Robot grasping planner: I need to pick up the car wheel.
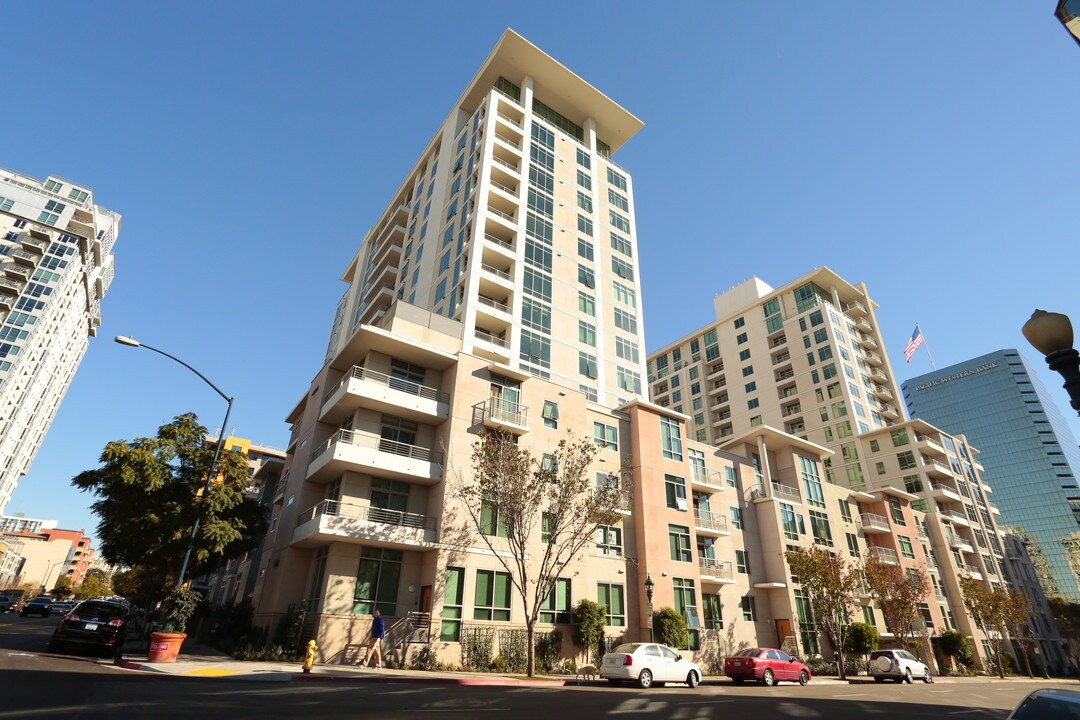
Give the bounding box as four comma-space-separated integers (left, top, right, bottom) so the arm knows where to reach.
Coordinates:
686, 671, 699, 689
903, 668, 913, 684
923, 669, 933, 684
762, 669, 775, 687
874, 676, 884, 683
799, 670, 809, 686
607, 679, 622, 687
46, 641, 59, 653
638, 669, 653, 689
732, 678, 743, 685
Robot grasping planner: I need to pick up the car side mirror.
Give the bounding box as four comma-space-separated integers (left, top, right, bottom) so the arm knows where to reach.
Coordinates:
676, 655, 682, 662
790, 659, 796, 663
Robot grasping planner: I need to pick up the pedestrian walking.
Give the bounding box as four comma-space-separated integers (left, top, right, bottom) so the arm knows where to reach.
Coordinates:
597, 630, 607, 664
357, 609, 385, 668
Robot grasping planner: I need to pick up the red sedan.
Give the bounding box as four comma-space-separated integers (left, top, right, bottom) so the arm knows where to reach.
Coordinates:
724, 647, 811, 686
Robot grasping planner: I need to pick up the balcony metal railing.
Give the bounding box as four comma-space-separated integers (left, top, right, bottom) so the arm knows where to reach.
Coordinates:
474, 330, 509, 349
491, 156, 519, 172
324, 366, 449, 404
694, 509, 729, 533
480, 262, 512, 281
868, 546, 899, 564
842, 300, 867, 316
858, 513, 890, 532
310, 429, 444, 465
963, 565, 983, 577
771, 482, 801, 503
781, 404, 802, 417
690, 466, 724, 487
494, 132, 521, 149
697, 557, 734, 581
479, 395, 528, 426
496, 111, 521, 127
477, 295, 511, 314
489, 179, 518, 196
295, 499, 434, 531
483, 233, 514, 251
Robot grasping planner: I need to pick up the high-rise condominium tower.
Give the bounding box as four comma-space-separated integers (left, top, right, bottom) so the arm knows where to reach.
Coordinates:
0, 169, 119, 512
904, 350, 1080, 601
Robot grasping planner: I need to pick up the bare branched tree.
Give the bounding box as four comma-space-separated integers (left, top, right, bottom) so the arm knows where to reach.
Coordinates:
453, 430, 623, 677
785, 546, 861, 679
863, 555, 930, 655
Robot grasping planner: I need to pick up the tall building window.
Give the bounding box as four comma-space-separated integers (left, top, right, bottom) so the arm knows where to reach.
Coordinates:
665, 474, 688, 510
799, 456, 825, 508
593, 422, 618, 450
661, 416, 683, 460
539, 578, 571, 623
474, 569, 511, 621
740, 596, 757, 621
440, 567, 465, 641
597, 583, 625, 626
668, 524, 692, 562
354, 547, 403, 616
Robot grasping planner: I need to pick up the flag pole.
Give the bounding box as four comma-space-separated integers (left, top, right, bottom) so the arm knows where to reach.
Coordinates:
918, 323, 938, 370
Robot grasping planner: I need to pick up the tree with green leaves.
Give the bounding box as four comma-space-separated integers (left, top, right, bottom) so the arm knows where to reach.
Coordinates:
1049, 596, 1080, 674
572, 599, 607, 664
845, 621, 880, 659
72, 413, 267, 607
785, 546, 861, 679
863, 554, 930, 655
453, 430, 623, 677
652, 607, 689, 649
74, 568, 112, 601
50, 575, 73, 599
958, 575, 1020, 678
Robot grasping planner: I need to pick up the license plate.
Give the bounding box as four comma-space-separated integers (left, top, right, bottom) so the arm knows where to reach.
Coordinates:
84, 623, 98, 631
733, 660, 742, 666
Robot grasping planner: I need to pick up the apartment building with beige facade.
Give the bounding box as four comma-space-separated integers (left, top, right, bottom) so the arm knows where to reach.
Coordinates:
646, 268, 1056, 670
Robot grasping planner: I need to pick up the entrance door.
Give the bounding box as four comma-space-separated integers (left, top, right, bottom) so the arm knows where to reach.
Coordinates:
419, 585, 433, 615
775, 618, 792, 648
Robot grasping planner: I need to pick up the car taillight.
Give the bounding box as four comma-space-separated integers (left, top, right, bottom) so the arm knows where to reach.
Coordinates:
745, 658, 756, 667
623, 655, 633, 666
67, 615, 81, 622
108, 620, 125, 627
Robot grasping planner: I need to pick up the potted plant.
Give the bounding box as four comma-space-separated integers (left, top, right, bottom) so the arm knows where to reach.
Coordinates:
148, 587, 202, 663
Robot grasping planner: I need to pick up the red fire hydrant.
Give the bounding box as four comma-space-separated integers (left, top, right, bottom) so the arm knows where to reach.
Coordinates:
302, 639, 317, 674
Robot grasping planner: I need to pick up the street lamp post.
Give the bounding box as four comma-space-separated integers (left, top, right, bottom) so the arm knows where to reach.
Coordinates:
1021, 310, 1080, 415
114, 336, 234, 587
644, 575, 655, 643
40, 560, 66, 594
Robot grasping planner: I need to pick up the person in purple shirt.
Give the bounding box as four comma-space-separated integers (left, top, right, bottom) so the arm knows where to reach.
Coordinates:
357, 609, 385, 668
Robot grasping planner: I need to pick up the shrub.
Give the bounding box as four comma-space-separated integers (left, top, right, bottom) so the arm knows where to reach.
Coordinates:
652, 607, 688, 650
940, 630, 973, 668
490, 655, 509, 673
162, 587, 202, 634
571, 599, 607, 663
410, 645, 439, 671
534, 630, 563, 673
845, 623, 880, 656
462, 627, 495, 672
556, 657, 577, 675
497, 629, 528, 673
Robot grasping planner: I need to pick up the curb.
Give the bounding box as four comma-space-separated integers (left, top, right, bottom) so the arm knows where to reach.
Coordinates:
294, 674, 568, 687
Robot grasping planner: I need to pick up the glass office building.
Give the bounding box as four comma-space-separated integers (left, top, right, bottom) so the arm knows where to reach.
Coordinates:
903, 350, 1080, 601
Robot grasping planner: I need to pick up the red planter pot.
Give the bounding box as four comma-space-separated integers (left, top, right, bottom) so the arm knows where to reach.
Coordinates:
148, 632, 187, 663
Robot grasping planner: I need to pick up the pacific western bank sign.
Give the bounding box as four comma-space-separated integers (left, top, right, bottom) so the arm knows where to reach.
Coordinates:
914, 362, 999, 391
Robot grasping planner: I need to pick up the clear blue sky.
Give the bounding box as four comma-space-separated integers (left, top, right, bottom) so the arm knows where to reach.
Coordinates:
6, 3, 1080, 540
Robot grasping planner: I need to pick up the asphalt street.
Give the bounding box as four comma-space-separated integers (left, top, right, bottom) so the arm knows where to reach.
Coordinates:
1, 614, 1074, 719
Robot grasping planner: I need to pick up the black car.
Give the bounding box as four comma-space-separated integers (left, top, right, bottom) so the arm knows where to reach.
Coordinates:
20, 596, 53, 617
47, 600, 129, 655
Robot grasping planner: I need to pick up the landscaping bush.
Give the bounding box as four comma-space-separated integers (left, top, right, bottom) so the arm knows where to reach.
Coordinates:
652, 607, 689, 650
534, 630, 563, 673
462, 626, 496, 672
844, 622, 879, 656
940, 630, 974, 669
497, 629, 528, 673
571, 599, 607, 664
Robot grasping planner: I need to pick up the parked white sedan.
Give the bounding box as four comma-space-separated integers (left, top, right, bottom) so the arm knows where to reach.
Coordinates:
600, 642, 702, 689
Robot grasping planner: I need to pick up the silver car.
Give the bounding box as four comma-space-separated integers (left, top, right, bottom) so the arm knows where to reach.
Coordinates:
870, 649, 933, 683
600, 642, 702, 689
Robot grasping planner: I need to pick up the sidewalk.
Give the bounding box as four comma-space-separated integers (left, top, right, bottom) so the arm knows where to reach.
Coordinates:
107, 642, 1073, 687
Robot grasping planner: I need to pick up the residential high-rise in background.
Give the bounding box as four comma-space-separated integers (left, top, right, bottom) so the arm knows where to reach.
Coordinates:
0, 168, 120, 513
0, 514, 59, 534
646, 269, 1059, 668
903, 350, 1080, 602
1057, 1, 1080, 45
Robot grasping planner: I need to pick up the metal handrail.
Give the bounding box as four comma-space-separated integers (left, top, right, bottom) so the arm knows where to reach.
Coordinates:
311, 429, 444, 465
868, 546, 899, 564
494, 133, 521, 149
296, 499, 434, 530
480, 263, 512, 280
858, 512, 890, 530
483, 233, 514, 250
491, 156, 519, 172
690, 466, 723, 486
477, 396, 527, 426
489, 179, 517, 196
693, 509, 729, 532
477, 295, 510, 314
324, 366, 448, 404
475, 330, 509, 348
487, 206, 516, 223
697, 557, 734, 580
771, 482, 801, 503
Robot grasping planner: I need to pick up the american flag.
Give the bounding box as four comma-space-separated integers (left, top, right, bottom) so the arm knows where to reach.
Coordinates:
904, 325, 925, 363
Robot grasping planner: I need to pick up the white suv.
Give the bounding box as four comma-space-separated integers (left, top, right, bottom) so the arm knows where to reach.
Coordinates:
870, 649, 933, 683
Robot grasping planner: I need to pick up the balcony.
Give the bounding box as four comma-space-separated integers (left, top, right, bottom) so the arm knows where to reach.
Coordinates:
306, 430, 444, 484
693, 509, 730, 536
483, 231, 516, 257
473, 329, 510, 361
872, 384, 894, 401
475, 396, 528, 433
940, 508, 970, 527
772, 351, 792, 366
697, 558, 735, 583
320, 366, 450, 426
857, 333, 878, 349
855, 317, 872, 333
292, 499, 437, 550
915, 434, 947, 456
963, 565, 983, 580
775, 368, 795, 382
868, 367, 888, 383
690, 466, 725, 490
923, 458, 953, 479
928, 481, 963, 503
879, 404, 900, 419
868, 546, 899, 565
842, 301, 868, 317
609, 486, 633, 515
947, 533, 975, 553
781, 403, 802, 418
3, 262, 30, 281
858, 512, 891, 534
862, 350, 885, 367
752, 482, 801, 504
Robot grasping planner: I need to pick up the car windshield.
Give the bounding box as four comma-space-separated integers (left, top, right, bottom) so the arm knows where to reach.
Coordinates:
29, 597, 51, 604
75, 602, 127, 620
1010, 693, 1080, 719
870, 651, 891, 658
612, 644, 640, 654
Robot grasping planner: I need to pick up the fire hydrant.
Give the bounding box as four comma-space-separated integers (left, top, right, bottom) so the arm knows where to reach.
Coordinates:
302, 639, 317, 674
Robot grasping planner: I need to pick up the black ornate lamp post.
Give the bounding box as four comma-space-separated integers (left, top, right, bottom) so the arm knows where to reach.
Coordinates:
1021, 310, 1080, 415
114, 336, 234, 586
644, 575, 655, 643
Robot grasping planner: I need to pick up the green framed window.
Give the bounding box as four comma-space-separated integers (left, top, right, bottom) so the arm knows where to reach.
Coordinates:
440, 567, 465, 641
474, 569, 511, 621
353, 547, 403, 616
